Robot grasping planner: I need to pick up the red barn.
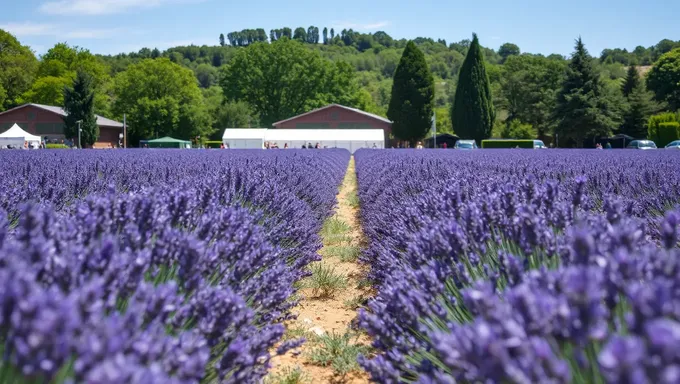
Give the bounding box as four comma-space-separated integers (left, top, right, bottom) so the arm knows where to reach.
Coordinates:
0, 103, 123, 148
272, 104, 392, 141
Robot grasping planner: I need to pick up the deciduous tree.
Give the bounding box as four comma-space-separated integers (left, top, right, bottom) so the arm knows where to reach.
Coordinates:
387, 41, 435, 144
647, 48, 680, 110
498, 42, 520, 63
0, 29, 38, 111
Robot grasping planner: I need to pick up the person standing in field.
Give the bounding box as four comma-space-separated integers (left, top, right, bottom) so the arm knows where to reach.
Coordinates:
442, 142, 447, 149
416, 141, 423, 149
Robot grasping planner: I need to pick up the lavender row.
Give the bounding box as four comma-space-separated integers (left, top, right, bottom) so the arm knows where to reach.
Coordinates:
0, 149, 350, 383
354, 149, 680, 383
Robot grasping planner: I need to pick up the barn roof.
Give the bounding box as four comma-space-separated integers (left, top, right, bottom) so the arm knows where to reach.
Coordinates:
272, 104, 392, 127
0, 103, 124, 128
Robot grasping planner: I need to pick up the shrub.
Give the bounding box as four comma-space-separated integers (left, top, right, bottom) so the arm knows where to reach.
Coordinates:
46, 143, 69, 149
500, 120, 536, 139
648, 111, 679, 145
481, 139, 535, 148
304, 263, 347, 298
658, 121, 680, 147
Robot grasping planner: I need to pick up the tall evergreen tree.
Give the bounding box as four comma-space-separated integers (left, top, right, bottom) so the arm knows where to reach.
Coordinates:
323, 27, 328, 45
219, 33, 225, 47
621, 65, 640, 97
63, 71, 98, 148
553, 37, 620, 147
387, 41, 435, 145
451, 33, 495, 142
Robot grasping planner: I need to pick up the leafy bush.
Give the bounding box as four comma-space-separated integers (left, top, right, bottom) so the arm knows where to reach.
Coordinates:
500, 119, 537, 139
481, 139, 535, 148
647, 111, 679, 145
46, 143, 69, 149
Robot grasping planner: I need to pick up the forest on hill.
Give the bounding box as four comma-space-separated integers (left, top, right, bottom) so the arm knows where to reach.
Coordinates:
1, 26, 680, 146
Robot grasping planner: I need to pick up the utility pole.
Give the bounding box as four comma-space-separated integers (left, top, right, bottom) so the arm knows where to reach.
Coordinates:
76, 120, 82, 149
123, 113, 127, 148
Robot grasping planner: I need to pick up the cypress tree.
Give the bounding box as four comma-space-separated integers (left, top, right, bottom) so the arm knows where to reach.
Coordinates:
63, 71, 98, 148
553, 37, 620, 147
387, 41, 435, 145
451, 33, 495, 142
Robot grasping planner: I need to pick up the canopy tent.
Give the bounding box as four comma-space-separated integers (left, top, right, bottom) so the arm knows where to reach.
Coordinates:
602, 134, 635, 149
424, 133, 460, 148
140, 136, 192, 149
222, 129, 267, 149
0, 124, 41, 149
222, 129, 385, 153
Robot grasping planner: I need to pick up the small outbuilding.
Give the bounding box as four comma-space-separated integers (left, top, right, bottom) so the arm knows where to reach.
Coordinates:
424, 133, 460, 148
140, 136, 192, 148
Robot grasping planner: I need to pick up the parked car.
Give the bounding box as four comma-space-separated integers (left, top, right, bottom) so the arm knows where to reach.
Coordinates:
533, 140, 546, 149
626, 140, 657, 149
665, 140, 680, 149
454, 140, 478, 149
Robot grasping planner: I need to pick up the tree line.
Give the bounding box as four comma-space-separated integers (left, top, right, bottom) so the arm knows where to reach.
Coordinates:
1, 27, 680, 147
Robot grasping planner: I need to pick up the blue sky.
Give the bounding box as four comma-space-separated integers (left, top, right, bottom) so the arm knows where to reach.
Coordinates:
0, 0, 677, 57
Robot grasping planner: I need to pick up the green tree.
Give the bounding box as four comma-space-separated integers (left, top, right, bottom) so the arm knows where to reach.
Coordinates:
221, 39, 362, 126
293, 27, 307, 42
451, 33, 495, 142
63, 71, 98, 147
219, 33, 225, 47
621, 65, 640, 97
647, 48, 680, 110
500, 119, 536, 139
499, 55, 566, 138
0, 29, 38, 111
553, 38, 620, 147
112, 58, 211, 145
498, 42, 520, 63
387, 41, 434, 144
195, 64, 218, 88
323, 27, 328, 45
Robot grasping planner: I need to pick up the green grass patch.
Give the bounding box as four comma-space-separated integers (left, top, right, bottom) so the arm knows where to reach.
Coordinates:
344, 295, 369, 310
265, 367, 311, 384
325, 245, 361, 263
304, 263, 347, 299
307, 331, 370, 375
321, 217, 352, 246
347, 191, 360, 209
282, 325, 314, 342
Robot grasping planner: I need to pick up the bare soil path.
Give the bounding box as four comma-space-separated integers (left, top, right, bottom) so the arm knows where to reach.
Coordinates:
267, 156, 372, 384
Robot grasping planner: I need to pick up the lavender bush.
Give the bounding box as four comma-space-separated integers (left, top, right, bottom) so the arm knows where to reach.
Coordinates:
0, 149, 349, 383
355, 149, 680, 383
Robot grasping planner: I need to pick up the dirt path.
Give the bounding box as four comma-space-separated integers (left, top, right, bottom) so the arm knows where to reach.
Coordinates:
268, 156, 371, 384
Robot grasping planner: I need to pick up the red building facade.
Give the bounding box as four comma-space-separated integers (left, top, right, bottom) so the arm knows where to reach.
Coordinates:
272, 104, 392, 140
0, 104, 123, 148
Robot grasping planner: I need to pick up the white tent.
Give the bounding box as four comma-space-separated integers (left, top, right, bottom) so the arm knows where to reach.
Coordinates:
222, 129, 267, 149
222, 129, 385, 153
0, 124, 41, 149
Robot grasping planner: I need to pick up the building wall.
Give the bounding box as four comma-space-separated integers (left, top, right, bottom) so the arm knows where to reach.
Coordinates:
0, 105, 121, 148
274, 106, 392, 137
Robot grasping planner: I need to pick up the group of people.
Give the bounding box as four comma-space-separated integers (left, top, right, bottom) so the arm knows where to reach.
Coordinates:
595, 143, 612, 149
264, 142, 326, 149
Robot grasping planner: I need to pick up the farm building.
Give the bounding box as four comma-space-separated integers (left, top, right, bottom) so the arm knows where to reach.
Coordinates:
0, 103, 124, 148
272, 104, 392, 142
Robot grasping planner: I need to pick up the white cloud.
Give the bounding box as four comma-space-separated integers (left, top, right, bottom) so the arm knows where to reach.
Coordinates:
332, 21, 390, 31
39, 0, 207, 15
0, 22, 125, 40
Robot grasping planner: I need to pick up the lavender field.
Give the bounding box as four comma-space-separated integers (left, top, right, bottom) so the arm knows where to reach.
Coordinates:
355, 149, 680, 383
1, 148, 680, 383
0, 149, 350, 383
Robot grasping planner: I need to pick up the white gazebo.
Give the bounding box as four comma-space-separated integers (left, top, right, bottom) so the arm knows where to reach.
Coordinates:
0, 124, 42, 149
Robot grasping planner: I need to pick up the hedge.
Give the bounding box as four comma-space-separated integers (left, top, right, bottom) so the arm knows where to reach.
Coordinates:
481, 140, 535, 149
46, 144, 70, 149
658, 122, 680, 147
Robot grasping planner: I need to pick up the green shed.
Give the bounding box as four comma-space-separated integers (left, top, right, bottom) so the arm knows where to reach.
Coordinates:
140, 136, 192, 149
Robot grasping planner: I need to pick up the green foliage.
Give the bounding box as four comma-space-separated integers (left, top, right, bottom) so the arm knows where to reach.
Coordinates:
307, 331, 370, 375
501, 119, 536, 139
657, 122, 680, 147
499, 54, 566, 137
647, 48, 680, 110
0, 29, 38, 111
221, 39, 365, 127
481, 139, 536, 148
20, 76, 71, 106
46, 143, 69, 149
304, 263, 347, 299
325, 245, 361, 262
112, 58, 211, 145
265, 367, 311, 384
498, 42, 520, 63
553, 38, 621, 147
202, 86, 258, 139
648, 112, 680, 146
63, 71, 98, 147
321, 217, 351, 246
621, 66, 640, 97
452, 34, 496, 142
387, 41, 435, 144
620, 69, 658, 139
